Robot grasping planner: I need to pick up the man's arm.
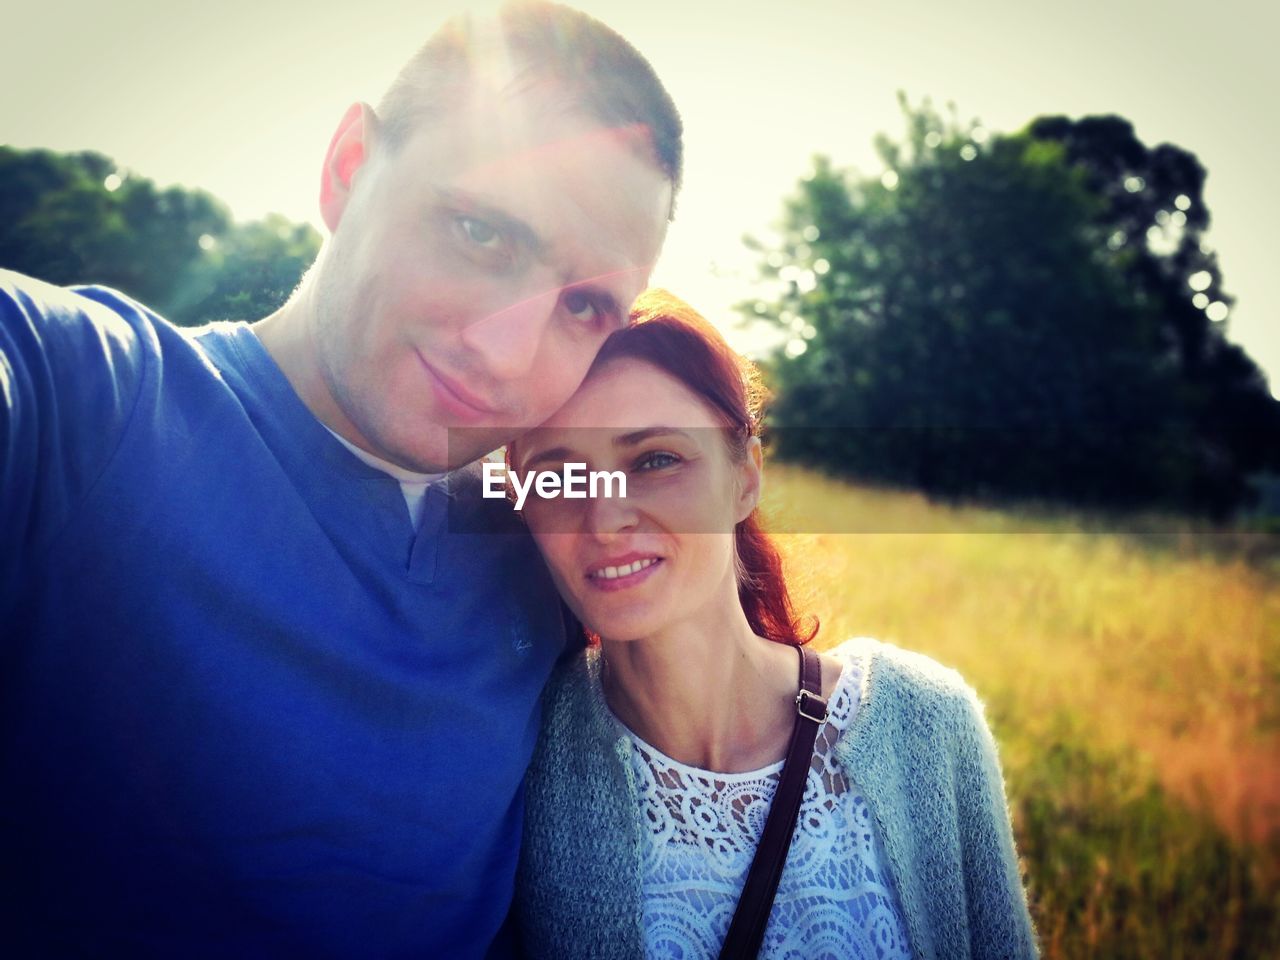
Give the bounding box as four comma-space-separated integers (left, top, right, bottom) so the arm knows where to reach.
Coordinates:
0, 270, 149, 614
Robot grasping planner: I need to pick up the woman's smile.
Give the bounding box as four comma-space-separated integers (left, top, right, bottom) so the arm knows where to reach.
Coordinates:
585, 555, 665, 592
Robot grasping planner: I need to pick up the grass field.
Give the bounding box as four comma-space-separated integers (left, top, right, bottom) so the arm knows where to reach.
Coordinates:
763, 465, 1280, 958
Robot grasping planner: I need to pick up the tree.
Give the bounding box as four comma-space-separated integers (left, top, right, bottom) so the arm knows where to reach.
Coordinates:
168, 214, 323, 324
0, 147, 321, 325
745, 100, 1280, 517
1027, 115, 1280, 513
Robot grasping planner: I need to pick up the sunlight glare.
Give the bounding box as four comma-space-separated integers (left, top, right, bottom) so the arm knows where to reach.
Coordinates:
1147, 224, 1178, 256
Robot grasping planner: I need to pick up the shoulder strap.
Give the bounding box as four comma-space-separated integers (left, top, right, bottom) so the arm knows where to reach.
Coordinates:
717, 645, 828, 959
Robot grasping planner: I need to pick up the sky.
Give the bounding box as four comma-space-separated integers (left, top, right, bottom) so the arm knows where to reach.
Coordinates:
3, 0, 1276, 393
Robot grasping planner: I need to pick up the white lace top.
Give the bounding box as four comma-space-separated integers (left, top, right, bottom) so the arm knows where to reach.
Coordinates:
614, 652, 912, 960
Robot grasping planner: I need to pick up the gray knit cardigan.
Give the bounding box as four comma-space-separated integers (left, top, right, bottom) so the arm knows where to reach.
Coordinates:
515, 637, 1039, 959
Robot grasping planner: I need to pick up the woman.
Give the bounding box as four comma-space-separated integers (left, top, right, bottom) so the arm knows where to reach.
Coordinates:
511, 290, 1037, 959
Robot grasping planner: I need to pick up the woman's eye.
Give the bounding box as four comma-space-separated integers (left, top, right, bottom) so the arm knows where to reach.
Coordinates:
456, 216, 502, 249
562, 289, 601, 325
635, 450, 681, 471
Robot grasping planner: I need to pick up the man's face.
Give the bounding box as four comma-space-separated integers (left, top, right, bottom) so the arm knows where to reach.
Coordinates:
312, 83, 673, 472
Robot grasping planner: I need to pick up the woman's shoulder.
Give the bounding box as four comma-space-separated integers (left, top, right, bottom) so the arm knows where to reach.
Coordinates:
542, 646, 602, 711
826, 637, 993, 750
535, 647, 620, 757
827, 636, 975, 700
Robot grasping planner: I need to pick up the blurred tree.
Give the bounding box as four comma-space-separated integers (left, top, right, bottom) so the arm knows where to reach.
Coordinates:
745, 100, 1280, 517
0, 146, 320, 326
168, 214, 323, 324
1027, 115, 1280, 514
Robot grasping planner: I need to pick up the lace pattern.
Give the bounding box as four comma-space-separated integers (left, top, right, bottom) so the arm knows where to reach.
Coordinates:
618, 652, 912, 959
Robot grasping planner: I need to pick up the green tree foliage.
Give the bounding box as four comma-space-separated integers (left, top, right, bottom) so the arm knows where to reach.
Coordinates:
746, 101, 1280, 517
0, 146, 321, 325
167, 214, 323, 325
1028, 115, 1280, 514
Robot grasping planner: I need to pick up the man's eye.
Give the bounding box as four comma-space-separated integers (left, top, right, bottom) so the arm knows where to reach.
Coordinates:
456, 216, 502, 249
635, 450, 681, 471
562, 289, 601, 325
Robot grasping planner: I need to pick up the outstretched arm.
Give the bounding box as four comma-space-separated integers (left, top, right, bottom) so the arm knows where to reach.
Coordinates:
0, 272, 146, 614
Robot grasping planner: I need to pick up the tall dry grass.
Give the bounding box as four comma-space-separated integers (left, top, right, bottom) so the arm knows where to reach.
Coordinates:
763, 465, 1280, 957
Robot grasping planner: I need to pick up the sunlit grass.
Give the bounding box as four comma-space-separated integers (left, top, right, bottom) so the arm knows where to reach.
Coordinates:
764, 464, 1280, 957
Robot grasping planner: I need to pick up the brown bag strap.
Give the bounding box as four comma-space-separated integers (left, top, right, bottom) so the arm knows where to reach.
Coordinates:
717, 645, 827, 960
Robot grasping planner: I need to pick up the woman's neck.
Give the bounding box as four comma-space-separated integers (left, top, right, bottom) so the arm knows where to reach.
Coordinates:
599, 596, 802, 773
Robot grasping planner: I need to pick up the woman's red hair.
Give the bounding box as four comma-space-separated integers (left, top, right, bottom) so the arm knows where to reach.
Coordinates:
587, 289, 818, 647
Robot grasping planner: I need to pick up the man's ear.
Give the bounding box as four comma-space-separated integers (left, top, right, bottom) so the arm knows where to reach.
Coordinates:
735, 436, 764, 523
320, 102, 378, 232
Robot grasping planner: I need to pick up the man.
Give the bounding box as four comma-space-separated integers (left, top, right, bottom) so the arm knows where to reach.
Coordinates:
0, 3, 680, 955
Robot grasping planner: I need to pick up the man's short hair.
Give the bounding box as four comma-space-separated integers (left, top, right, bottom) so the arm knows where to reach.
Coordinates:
377, 1, 683, 211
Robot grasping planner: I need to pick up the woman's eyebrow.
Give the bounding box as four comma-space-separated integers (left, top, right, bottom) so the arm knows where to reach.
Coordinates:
519, 445, 576, 471
614, 427, 693, 447
520, 428, 691, 469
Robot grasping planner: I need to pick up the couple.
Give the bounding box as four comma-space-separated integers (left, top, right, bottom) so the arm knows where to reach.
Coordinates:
0, 2, 1034, 957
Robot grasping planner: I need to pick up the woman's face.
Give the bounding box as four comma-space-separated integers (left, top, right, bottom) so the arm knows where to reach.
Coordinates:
513, 357, 761, 642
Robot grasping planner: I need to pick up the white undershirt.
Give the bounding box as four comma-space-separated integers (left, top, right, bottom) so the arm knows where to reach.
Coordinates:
322, 426, 443, 528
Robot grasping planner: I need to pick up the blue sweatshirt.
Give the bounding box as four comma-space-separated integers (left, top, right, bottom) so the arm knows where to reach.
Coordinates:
0, 271, 569, 958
